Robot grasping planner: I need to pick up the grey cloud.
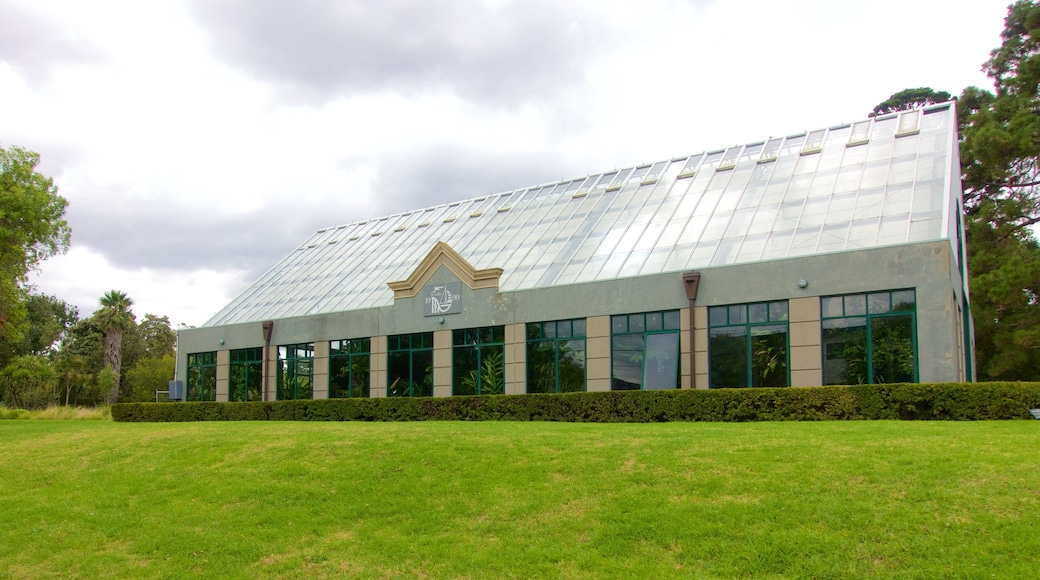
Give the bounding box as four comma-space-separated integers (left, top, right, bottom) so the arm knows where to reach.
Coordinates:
67, 196, 341, 284
0, 1, 100, 81
65, 147, 573, 291
191, 0, 604, 105
367, 145, 573, 216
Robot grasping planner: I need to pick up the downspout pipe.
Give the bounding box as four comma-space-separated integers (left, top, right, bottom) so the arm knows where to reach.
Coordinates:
682, 272, 701, 388
262, 321, 274, 402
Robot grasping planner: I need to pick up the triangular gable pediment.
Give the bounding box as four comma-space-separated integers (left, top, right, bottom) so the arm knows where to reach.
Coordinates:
387, 241, 503, 299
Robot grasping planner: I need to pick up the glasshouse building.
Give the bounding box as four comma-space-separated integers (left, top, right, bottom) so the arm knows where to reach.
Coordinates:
173, 102, 974, 402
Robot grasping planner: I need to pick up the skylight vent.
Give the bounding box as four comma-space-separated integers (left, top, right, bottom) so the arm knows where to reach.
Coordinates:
394, 225, 406, 232
418, 222, 431, 227
800, 130, 825, 155
348, 235, 360, 241
470, 211, 483, 218
592, 172, 617, 191
628, 165, 652, 185
443, 217, 456, 223
642, 161, 667, 185
677, 153, 705, 178
328, 240, 339, 245
605, 168, 633, 191
716, 147, 741, 171
497, 206, 511, 212
848, 120, 871, 147
572, 191, 588, 199
370, 231, 382, 237
758, 138, 782, 163
307, 244, 318, 248
896, 110, 921, 137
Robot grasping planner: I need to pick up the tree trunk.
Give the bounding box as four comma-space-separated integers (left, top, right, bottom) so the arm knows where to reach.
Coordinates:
104, 329, 122, 404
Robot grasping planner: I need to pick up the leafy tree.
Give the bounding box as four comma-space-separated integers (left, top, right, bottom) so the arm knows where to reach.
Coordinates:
123, 354, 175, 402
137, 314, 176, 358
54, 353, 93, 406
0, 146, 70, 345
96, 365, 116, 406
965, 208, 1040, 379
62, 318, 106, 377
94, 290, 135, 404
870, 87, 953, 117
0, 354, 57, 410
0, 292, 78, 368
960, 2, 1040, 229
959, 1, 1040, 379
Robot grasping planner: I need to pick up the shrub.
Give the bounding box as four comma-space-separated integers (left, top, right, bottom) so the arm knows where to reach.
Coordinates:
111, 382, 1040, 423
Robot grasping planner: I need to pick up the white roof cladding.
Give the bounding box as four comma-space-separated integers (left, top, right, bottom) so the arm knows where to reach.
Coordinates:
206, 103, 958, 327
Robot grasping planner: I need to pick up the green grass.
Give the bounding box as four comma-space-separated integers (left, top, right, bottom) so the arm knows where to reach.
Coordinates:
0, 421, 1037, 578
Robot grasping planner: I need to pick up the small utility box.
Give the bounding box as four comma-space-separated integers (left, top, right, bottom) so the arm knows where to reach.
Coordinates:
168, 380, 184, 401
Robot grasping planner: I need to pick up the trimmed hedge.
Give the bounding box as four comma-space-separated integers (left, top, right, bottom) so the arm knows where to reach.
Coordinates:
111, 382, 1040, 422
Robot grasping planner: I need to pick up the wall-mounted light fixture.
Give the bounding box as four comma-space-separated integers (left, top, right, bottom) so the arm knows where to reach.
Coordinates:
798, 279, 809, 288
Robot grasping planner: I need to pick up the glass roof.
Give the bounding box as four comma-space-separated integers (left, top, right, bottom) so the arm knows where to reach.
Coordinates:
206, 104, 958, 327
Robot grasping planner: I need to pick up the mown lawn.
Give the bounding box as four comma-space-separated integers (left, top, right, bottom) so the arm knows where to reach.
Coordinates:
0, 420, 1037, 579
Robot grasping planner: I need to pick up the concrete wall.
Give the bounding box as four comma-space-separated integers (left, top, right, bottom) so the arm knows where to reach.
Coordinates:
177, 240, 967, 394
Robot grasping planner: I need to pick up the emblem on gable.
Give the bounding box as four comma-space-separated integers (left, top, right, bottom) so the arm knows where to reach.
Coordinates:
423, 282, 461, 316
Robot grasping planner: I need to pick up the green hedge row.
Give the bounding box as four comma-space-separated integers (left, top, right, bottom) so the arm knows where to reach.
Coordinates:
111, 382, 1040, 422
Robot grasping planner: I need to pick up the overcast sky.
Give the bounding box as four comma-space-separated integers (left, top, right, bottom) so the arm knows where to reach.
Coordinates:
3, 0, 1010, 328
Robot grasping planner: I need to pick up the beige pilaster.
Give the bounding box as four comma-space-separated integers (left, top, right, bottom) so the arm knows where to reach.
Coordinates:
789, 296, 822, 387
693, 306, 709, 389
215, 350, 230, 402
433, 330, 452, 397
505, 323, 526, 395
264, 345, 279, 401
370, 335, 388, 398
679, 307, 691, 389
586, 315, 611, 392
312, 341, 330, 399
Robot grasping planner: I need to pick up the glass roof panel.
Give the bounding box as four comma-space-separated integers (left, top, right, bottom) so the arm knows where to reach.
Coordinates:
205, 105, 960, 325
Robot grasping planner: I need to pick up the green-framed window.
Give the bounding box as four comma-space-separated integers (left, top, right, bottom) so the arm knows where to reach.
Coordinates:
229, 347, 263, 402
277, 343, 314, 400
821, 289, 917, 385
611, 310, 681, 391
330, 338, 370, 398
388, 333, 433, 397
186, 351, 217, 401
453, 327, 505, 396
526, 319, 587, 393
708, 301, 789, 388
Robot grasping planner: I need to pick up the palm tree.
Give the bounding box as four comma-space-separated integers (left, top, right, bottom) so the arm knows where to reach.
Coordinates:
94, 290, 134, 404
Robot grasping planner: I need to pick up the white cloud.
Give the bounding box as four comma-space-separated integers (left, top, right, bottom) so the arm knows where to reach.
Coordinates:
4, 0, 1012, 327
29, 246, 245, 327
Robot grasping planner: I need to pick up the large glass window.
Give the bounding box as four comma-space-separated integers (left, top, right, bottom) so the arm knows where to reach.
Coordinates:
453, 327, 505, 396
822, 289, 917, 384
186, 352, 216, 401
277, 343, 314, 400
330, 338, 370, 398
527, 319, 587, 393
388, 333, 433, 397
708, 301, 789, 388
229, 347, 263, 402
611, 310, 681, 390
